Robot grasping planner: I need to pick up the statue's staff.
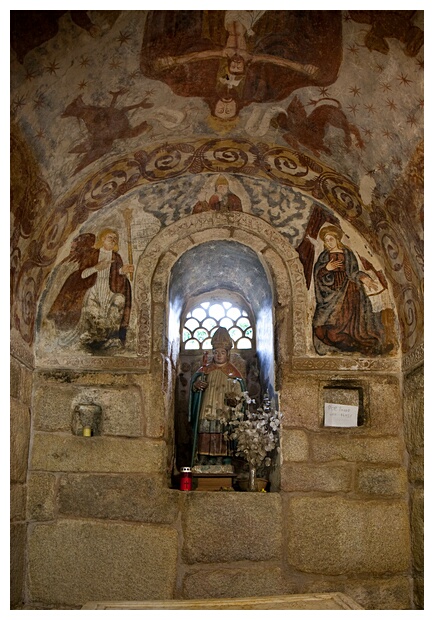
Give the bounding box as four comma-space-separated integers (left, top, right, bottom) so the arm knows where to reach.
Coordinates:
122, 207, 134, 281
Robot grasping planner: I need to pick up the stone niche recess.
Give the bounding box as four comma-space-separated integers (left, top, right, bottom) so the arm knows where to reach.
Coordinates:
322, 383, 366, 427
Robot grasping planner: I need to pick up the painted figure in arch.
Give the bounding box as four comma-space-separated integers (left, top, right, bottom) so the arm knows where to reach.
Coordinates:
189, 327, 246, 469
193, 175, 242, 214
47, 228, 133, 349
312, 226, 387, 355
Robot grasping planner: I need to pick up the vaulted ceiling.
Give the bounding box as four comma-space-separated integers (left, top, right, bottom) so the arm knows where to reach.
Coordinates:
10, 10, 424, 360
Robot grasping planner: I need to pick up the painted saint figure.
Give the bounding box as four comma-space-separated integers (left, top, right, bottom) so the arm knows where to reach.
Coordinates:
193, 175, 242, 214
189, 327, 246, 469
47, 228, 133, 349
312, 226, 385, 355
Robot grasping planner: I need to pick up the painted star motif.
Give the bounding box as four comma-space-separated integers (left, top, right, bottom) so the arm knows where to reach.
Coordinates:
382, 129, 393, 140
398, 73, 413, 86
364, 167, 376, 177
375, 62, 385, 72
343, 13, 352, 22
12, 94, 26, 110
347, 103, 359, 115
392, 156, 402, 168
349, 85, 362, 97
417, 98, 424, 109
117, 30, 132, 45
78, 80, 88, 90
364, 103, 376, 115
36, 128, 45, 139
362, 127, 373, 139
79, 55, 91, 68
385, 98, 397, 112
33, 94, 46, 110
129, 69, 141, 80
24, 68, 39, 81
347, 44, 359, 55
406, 113, 417, 127
380, 81, 392, 92
377, 162, 387, 174
109, 57, 122, 70
318, 87, 330, 97
45, 60, 60, 75
416, 58, 424, 71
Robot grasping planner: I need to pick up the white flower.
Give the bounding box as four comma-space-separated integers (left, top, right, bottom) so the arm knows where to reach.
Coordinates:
224, 390, 282, 468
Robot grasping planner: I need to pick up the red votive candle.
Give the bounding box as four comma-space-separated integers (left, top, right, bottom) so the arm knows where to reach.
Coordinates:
180, 467, 192, 491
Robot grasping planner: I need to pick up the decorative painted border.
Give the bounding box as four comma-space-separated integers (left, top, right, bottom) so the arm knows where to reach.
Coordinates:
402, 343, 424, 373
292, 356, 401, 373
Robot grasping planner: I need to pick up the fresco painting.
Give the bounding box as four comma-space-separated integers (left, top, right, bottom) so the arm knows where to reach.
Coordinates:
10, 10, 423, 361
141, 11, 342, 122
192, 175, 243, 214
62, 88, 154, 175
38, 169, 397, 359
46, 228, 133, 351
311, 225, 394, 356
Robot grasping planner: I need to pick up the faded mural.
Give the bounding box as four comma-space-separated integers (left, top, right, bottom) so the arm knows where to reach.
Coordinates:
10, 10, 423, 362
36, 170, 398, 360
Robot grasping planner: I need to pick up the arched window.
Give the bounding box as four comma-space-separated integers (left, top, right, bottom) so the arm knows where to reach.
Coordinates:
182, 299, 254, 351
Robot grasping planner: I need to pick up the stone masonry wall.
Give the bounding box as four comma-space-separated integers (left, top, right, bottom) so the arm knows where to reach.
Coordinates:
403, 364, 424, 609
10, 354, 33, 607
22, 366, 413, 610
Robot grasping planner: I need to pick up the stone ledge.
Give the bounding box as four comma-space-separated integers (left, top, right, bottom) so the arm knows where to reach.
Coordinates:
82, 593, 364, 610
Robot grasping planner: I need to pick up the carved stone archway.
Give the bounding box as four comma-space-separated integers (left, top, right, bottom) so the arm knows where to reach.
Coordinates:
134, 211, 307, 372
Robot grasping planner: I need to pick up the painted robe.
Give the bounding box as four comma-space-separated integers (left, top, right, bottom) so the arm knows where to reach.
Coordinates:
313, 248, 384, 355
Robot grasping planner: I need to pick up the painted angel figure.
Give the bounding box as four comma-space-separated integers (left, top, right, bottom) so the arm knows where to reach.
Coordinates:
47, 228, 133, 349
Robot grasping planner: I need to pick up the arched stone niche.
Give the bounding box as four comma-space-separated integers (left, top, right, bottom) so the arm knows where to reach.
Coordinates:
134, 211, 306, 372
168, 239, 276, 471
134, 211, 304, 482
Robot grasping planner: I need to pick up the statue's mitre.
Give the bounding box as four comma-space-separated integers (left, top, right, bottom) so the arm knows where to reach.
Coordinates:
211, 327, 233, 350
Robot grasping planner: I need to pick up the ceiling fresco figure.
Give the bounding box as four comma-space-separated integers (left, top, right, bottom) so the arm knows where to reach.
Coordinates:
271, 95, 364, 157
11, 10, 103, 64
47, 229, 133, 351
62, 88, 154, 175
140, 10, 342, 120
348, 10, 423, 57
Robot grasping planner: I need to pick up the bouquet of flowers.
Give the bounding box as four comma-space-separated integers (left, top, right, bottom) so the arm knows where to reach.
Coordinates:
224, 390, 281, 486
